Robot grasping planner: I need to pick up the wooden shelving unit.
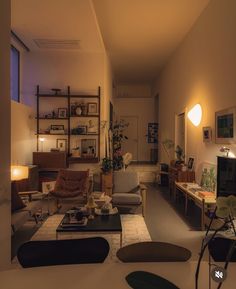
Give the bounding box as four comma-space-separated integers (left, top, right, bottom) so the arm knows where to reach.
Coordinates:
35, 85, 101, 164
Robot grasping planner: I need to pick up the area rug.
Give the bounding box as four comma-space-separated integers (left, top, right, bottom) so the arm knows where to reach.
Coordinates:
31, 214, 151, 262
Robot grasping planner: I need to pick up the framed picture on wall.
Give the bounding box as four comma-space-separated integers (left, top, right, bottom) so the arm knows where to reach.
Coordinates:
202, 127, 212, 142
147, 123, 158, 143
215, 107, 236, 144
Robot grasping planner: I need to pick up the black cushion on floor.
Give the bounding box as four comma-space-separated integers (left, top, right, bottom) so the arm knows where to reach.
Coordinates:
126, 271, 180, 289
117, 241, 191, 262
208, 237, 236, 262
17, 237, 110, 268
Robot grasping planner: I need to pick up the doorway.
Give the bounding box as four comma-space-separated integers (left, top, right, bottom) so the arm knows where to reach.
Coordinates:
120, 116, 138, 161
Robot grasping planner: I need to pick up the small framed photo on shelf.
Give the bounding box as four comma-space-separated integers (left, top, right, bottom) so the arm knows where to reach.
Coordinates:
187, 157, 194, 170
202, 127, 212, 142
58, 108, 67, 118
87, 103, 98, 115
81, 139, 96, 158
51, 125, 64, 131
56, 139, 67, 151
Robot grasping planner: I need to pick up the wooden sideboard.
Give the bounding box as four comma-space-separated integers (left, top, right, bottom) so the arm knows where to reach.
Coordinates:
175, 182, 216, 230
33, 152, 67, 170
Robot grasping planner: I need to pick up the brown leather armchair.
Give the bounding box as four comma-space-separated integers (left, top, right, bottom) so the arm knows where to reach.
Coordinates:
50, 169, 91, 210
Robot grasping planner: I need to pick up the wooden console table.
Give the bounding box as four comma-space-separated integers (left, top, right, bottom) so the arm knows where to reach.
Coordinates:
175, 182, 216, 231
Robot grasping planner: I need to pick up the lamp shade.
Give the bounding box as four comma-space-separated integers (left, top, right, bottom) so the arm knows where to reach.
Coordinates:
187, 104, 202, 126
11, 165, 29, 181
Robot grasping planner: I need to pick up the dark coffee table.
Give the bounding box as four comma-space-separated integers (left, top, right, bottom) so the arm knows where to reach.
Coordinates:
56, 213, 123, 247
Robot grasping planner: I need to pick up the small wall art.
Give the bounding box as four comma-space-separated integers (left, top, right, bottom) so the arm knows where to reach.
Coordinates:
147, 123, 158, 143
187, 157, 194, 170
202, 127, 212, 142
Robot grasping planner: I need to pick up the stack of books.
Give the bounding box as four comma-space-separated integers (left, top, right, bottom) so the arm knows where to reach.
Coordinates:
198, 191, 215, 199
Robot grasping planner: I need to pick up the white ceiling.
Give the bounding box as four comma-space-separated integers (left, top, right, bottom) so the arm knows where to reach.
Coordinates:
11, 0, 210, 84
92, 0, 210, 84
11, 0, 104, 52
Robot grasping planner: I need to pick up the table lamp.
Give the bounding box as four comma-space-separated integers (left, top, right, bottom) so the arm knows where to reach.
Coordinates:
11, 165, 29, 181
11, 165, 29, 194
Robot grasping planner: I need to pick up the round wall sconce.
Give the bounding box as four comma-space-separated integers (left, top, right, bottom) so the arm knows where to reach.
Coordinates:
187, 104, 202, 126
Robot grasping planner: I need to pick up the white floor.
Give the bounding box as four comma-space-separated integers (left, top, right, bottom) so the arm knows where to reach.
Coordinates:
145, 184, 205, 260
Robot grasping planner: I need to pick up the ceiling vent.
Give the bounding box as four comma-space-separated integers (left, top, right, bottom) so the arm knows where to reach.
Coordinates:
34, 39, 80, 49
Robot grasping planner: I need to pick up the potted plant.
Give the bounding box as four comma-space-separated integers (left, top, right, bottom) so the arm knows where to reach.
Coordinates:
175, 145, 185, 164
101, 157, 113, 174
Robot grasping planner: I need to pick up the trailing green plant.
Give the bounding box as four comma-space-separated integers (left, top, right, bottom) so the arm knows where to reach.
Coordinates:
162, 139, 175, 160
112, 120, 129, 151
112, 120, 129, 170
175, 145, 185, 162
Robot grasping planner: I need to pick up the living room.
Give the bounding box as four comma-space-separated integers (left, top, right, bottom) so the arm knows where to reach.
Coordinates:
1, 0, 236, 288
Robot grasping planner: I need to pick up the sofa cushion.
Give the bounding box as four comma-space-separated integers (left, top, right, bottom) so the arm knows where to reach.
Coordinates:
112, 191, 142, 205
11, 189, 26, 212
113, 171, 139, 193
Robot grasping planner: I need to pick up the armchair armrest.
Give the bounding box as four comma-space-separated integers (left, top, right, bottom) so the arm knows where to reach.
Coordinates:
140, 183, 147, 217
140, 184, 147, 191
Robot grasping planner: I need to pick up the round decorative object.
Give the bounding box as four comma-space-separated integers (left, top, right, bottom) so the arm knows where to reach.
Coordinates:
51, 88, 61, 95
75, 106, 82, 116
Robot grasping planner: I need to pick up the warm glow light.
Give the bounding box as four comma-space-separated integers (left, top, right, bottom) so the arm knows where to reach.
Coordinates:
187, 104, 202, 126
39, 137, 46, 152
11, 165, 29, 181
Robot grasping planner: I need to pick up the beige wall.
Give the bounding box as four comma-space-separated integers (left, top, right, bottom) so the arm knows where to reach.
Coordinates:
153, 0, 236, 172
11, 101, 36, 165
0, 0, 11, 270
116, 84, 151, 98
21, 51, 104, 107
22, 49, 113, 170
114, 96, 156, 161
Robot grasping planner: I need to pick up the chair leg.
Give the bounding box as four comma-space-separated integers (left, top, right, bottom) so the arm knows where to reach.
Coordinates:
33, 214, 38, 224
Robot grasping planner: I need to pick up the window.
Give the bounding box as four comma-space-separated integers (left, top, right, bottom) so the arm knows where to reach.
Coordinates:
11, 45, 20, 102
